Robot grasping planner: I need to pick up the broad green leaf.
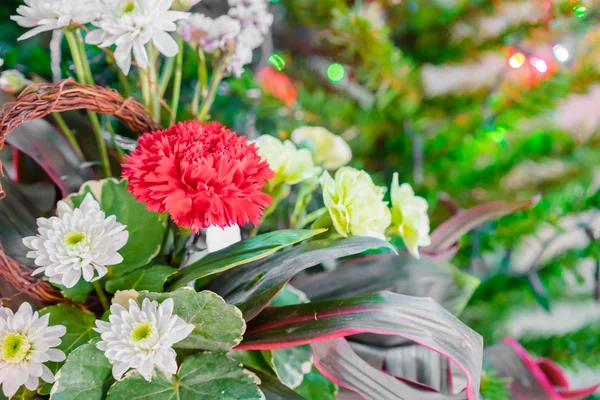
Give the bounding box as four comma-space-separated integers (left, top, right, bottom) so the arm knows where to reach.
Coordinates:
38, 304, 97, 395
293, 253, 479, 317
295, 367, 337, 400
167, 229, 326, 290
229, 350, 274, 375
138, 288, 245, 352
105, 265, 176, 293
210, 236, 395, 321
262, 347, 313, 389
69, 178, 166, 277
265, 285, 313, 389
238, 292, 483, 400
250, 369, 306, 400
50, 341, 113, 400
53, 280, 93, 303
107, 353, 264, 400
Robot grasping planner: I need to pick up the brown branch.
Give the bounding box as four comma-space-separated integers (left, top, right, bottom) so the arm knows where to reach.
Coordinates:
0, 244, 65, 306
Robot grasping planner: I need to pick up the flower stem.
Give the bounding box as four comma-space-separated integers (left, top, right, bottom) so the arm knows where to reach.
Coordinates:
159, 55, 176, 96
140, 68, 151, 111
53, 113, 84, 158
197, 44, 235, 122
170, 36, 185, 126
65, 29, 112, 177
192, 47, 207, 117
92, 281, 110, 311
147, 44, 161, 121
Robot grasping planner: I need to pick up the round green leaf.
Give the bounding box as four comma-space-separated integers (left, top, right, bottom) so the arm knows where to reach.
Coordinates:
105, 265, 177, 293
69, 178, 167, 277
38, 305, 97, 395
50, 341, 113, 400
107, 353, 264, 400
138, 288, 246, 352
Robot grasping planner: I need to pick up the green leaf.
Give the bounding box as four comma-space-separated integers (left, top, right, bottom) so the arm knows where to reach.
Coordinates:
295, 367, 337, 400
138, 288, 245, 352
38, 304, 97, 395
50, 341, 113, 400
210, 236, 395, 321
54, 280, 93, 303
229, 350, 274, 375
105, 265, 176, 293
107, 353, 264, 400
251, 369, 307, 400
69, 178, 166, 277
265, 285, 313, 389
262, 346, 313, 389
167, 229, 326, 290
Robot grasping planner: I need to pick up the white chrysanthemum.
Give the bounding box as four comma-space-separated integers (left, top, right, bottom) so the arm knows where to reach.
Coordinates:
228, 0, 273, 35
291, 126, 352, 170
22, 194, 128, 288
86, 0, 188, 75
94, 298, 194, 381
0, 303, 66, 398
206, 224, 241, 253
389, 173, 431, 258
178, 14, 240, 51
11, 0, 101, 41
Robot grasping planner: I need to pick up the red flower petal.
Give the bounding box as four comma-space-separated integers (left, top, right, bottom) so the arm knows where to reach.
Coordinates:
122, 121, 274, 233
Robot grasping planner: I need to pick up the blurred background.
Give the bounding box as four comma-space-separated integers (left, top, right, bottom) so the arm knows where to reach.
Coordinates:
1, 0, 600, 398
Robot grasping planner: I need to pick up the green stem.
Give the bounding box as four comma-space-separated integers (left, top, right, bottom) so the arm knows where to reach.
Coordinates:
92, 281, 110, 311
147, 44, 161, 121
117, 69, 131, 97
140, 68, 151, 111
104, 118, 126, 163
66, 29, 112, 177
192, 47, 207, 117
53, 113, 84, 158
170, 36, 185, 126
197, 45, 234, 122
159, 55, 176, 96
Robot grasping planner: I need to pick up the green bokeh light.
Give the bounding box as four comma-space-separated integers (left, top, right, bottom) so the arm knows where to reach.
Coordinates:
574, 5, 586, 18
268, 54, 286, 71
327, 63, 345, 82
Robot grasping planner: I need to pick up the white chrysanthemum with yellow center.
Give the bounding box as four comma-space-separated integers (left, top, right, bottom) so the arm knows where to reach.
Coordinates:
0, 303, 66, 398
320, 167, 391, 240
22, 194, 128, 288
389, 173, 431, 258
11, 0, 101, 40
86, 0, 188, 75
94, 298, 194, 381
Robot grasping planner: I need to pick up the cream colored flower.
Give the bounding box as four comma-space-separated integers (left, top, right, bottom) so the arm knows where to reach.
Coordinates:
291, 126, 352, 170
389, 173, 431, 258
252, 135, 321, 190
320, 167, 390, 240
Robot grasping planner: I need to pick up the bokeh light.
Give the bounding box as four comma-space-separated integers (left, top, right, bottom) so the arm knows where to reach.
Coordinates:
552, 44, 569, 62
508, 53, 526, 69
268, 54, 286, 71
574, 5, 586, 18
530, 57, 548, 73
326, 63, 345, 82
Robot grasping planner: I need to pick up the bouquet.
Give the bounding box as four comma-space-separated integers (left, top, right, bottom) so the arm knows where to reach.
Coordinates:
0, 1, 594, 399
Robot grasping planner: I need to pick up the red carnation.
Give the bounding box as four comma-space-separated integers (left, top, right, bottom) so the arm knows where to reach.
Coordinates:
122, 121, 274, 233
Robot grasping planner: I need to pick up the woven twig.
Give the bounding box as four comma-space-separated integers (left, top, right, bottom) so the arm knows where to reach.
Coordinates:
0, 78, 161, 145
0, 79, 162, 304
0, 245, 65, 306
